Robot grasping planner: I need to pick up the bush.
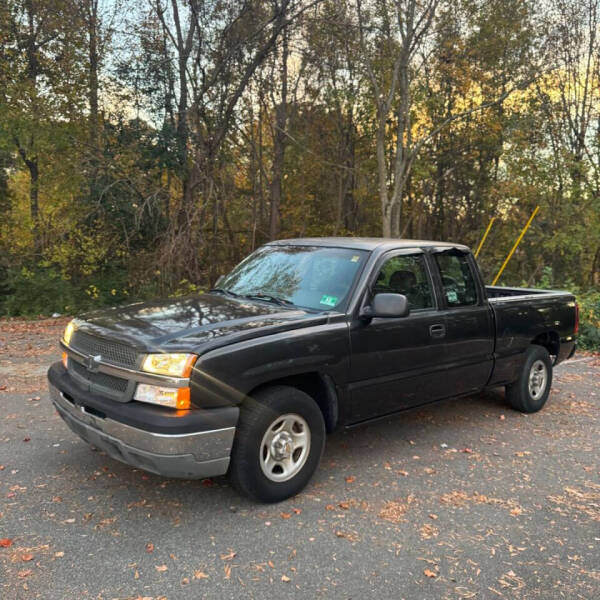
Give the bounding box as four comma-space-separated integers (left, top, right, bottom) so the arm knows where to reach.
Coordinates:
529, 267, 600, 351
0, 265, 132, 317
577, 291, 600, 351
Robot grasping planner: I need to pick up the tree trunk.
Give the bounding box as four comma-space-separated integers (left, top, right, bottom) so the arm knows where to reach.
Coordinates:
28, 158, 40, 254
269, 27, 288, 240
376, 118, 391, 237
87, 0, 100, 201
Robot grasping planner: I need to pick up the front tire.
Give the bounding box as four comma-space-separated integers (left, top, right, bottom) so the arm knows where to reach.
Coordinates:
229, 385, 326, 503
506, 345, 553, 413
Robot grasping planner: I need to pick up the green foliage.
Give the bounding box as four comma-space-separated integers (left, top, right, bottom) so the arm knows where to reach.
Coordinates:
530, 267, 600, 351
0, 0, 598, 331
576, 291, 600, 351
0, 265, 132, 317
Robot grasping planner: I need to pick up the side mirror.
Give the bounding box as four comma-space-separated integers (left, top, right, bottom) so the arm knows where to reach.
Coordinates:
362, 293, 410, 319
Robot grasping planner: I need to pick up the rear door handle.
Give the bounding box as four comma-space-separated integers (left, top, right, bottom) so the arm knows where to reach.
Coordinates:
429, 324, 446, 338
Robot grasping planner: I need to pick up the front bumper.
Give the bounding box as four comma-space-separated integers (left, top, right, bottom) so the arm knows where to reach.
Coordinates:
48, 368, 238, 479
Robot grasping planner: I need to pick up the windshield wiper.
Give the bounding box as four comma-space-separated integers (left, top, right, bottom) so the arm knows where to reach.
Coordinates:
209, 287, 240, 298
243, 293, 295, 307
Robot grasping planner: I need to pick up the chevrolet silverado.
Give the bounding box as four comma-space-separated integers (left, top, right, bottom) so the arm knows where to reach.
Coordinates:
48, 238, 578, 502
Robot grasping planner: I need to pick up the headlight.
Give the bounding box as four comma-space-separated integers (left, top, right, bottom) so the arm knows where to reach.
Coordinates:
134, 384, 191, 409
141, 353, 197, 377
63, 320, 76, 345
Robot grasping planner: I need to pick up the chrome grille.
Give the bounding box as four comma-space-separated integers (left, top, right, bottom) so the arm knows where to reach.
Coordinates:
69, 359, 129, 393
70, 330, 138, 368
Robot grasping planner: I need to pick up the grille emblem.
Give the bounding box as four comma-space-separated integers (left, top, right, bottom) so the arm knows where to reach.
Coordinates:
84, 354, 102, 373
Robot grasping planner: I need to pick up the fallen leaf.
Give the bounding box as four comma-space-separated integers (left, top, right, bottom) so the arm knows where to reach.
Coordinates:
280, 512, 291, 519
201, 478, 214, 487
455, 586, 476, 598
419, 524, 439, 539
0, 538, 13, 548
220, 550, 237, 561
424, 568, 437, 578
54, 552, 64, 558
194, 570, 209, 579
335, 530, 360, 542
146, 543, 154, 553
281, 574, 291, 582
23, 437, 31, 442
292, 507, 302, 514
224, 564, 232, 579
18, 570, 33, 578
21, 553, 34, 562
461, 448, 473, 454
155, 564, 168, 572
338, 501, 350, 510
182, 577, 190, 585
345, 475, 356, 483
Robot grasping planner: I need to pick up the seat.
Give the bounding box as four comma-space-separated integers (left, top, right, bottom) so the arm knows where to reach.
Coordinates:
389, 270, 427, 309
389, 270, 417, 295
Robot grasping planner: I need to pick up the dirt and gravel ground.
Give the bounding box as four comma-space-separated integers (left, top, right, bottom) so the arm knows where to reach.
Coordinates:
0, 318, 599, 600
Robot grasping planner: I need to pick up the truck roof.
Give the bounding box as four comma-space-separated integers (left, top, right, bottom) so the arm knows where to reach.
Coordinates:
267, 237, 470, 252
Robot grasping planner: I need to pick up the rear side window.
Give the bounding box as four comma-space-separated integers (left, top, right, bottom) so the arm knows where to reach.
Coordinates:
434, 253, 478, 307
373, 254, 434, 310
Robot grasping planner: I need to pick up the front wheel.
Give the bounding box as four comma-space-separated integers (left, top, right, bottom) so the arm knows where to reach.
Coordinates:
506, 345, 553, 413
229, 385, 325, 502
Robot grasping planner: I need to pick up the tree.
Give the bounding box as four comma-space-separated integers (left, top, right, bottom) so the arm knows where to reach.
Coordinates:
0, 0, 85, 254
354, 0, 539, 237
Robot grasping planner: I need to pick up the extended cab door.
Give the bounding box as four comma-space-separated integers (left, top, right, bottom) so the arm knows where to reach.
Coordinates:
429, 248, 494, 395
348, 249, 448, 422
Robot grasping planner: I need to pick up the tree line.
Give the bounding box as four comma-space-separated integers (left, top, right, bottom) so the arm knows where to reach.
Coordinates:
0, 0, 599, 318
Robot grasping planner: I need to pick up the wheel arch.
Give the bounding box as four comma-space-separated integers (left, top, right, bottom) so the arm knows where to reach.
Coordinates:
531, 330, 560, 359
248, 372, 339, 433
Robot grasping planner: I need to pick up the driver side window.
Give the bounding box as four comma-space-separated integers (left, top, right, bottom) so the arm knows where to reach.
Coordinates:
373, 254, 434, 310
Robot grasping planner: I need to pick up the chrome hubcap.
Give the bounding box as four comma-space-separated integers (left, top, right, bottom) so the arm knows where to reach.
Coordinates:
260, 413, 310, 482
528, 360, 547, 399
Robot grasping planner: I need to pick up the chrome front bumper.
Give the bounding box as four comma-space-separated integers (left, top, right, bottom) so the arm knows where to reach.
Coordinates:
50, 383, 235, 479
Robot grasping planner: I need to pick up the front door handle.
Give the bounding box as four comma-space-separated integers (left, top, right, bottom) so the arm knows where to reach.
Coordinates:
429, 324, 446, 338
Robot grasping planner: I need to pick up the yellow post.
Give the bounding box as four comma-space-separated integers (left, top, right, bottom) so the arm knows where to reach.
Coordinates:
474, 216, 496, 258
491, 206, 540, 286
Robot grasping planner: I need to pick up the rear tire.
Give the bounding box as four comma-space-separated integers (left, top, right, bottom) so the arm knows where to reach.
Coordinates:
229, 385, 326, 503
506, 345, 553, 413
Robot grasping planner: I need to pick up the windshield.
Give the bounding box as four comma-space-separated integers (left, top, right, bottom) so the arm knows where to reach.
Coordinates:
217, 245, 368, 311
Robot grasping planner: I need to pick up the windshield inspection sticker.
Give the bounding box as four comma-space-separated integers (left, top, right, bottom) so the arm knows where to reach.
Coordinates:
351, 255, 360, 262
320, 295, 338, 307
447, 290, 458, 303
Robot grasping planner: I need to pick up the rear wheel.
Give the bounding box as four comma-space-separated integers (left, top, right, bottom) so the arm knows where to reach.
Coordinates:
229, 385, 325, 502
506, 345, 553, 413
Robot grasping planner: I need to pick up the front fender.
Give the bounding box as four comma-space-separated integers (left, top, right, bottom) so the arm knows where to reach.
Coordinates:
189, 319, 350, 412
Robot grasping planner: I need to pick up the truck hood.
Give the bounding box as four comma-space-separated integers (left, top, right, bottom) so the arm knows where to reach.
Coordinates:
75, 293, 326, 354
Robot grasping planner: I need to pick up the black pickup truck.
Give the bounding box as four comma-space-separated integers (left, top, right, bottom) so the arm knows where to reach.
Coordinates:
48, 238, 578, 502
